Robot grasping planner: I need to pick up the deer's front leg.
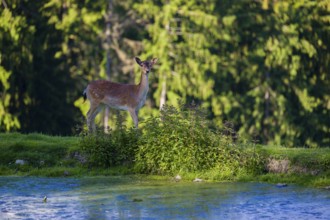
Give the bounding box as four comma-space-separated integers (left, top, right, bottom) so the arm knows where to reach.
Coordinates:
129, 109, 139, 128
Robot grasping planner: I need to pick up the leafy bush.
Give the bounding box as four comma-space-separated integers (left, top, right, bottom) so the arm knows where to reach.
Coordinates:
135, 103, 265, 177
79, 125, 139, 168
79, 103, 264, 178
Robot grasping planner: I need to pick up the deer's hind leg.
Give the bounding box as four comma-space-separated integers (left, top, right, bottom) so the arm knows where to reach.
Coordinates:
87, 102, 102, 132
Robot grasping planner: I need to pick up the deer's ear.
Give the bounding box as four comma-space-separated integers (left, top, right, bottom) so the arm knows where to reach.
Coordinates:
135, 57, 143, 66
151, 58, 158, 65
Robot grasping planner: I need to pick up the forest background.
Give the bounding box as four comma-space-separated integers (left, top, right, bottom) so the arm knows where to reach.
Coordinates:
0, 0, 329, 147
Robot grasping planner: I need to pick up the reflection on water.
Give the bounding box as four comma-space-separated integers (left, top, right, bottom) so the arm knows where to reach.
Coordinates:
0, 176, 329, 219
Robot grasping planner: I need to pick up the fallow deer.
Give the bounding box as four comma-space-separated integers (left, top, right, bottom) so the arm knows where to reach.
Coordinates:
83, 57, 158, 132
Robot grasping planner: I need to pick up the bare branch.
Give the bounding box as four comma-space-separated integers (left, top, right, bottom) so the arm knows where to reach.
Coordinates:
2, 0, 8, 8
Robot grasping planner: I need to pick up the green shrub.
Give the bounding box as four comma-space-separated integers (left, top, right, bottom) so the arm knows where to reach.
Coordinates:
79, 126, 139, 168
135, 103, 264, 178
78, 103, 264, 178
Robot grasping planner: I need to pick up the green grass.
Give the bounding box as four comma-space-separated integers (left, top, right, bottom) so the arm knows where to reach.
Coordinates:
0, 132, 80, 168
260, 145, 330, 171
0, 132, 329, 188
255, 173, 330, 188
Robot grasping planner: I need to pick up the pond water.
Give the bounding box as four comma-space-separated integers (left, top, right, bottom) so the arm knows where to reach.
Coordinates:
0, 176, 329, 219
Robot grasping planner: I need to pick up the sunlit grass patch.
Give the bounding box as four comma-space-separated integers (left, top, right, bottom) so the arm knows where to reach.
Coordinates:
256, 172, 330, 188
261, 146, 330, 173
0, 132, 79, 167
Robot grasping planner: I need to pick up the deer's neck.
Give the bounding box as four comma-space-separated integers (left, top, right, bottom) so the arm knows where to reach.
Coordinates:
137, 72, 149, 98
133, 72, 149, 110
139, 72, 149, 90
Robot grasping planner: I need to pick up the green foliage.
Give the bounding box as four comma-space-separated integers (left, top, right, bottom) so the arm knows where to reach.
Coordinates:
77, 103, 265, 178
0, 9, 23, 131
135, 103, 265, 178
134, 0, 218, 108
79, 126, 139, 168
211, 0, 330, 147
1, 0, 329, 147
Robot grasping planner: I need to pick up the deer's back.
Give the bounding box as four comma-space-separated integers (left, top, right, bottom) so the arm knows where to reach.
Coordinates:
87, 80, 139, 108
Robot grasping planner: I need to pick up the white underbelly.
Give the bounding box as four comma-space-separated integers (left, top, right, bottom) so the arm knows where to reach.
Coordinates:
103, 97, 129, 111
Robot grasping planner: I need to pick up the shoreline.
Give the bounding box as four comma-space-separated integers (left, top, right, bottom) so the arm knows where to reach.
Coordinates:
0, 133, 329, 188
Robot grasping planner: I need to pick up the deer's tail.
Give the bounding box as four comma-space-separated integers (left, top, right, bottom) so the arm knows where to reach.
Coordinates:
83, 89, 87, 103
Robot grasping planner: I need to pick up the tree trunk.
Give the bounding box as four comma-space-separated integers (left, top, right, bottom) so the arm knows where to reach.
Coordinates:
159, 77, 167, 110
104, 0, 112, 133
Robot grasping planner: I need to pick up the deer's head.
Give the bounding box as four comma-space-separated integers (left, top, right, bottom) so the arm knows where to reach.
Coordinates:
135, 57, 158, 75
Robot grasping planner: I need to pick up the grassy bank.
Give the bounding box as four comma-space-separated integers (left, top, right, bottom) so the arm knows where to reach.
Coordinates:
0, 132, 329, 188
255, 146, 330, 188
